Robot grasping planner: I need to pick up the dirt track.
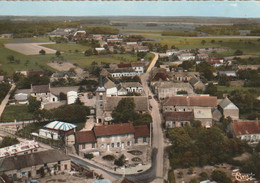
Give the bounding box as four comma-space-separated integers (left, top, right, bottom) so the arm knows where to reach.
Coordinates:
5, 42, 56, 55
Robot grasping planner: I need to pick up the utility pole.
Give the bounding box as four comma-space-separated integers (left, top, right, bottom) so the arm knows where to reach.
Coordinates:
150, 122, 152, 147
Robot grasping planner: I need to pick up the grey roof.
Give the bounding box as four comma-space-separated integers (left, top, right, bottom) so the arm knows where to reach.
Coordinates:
103, 77, 116, 89
104, 96, 148, 112
212, 108, 222, 122
14, 93, 28, 101
219, 97, 232, 109
189, 77, 200, 86
157, 81, 193, 89
52, 71, 77, 78
120, 82, 142, 88
0, 150, 70, 172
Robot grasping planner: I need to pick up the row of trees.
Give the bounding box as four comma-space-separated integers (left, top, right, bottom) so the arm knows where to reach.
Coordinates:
0, 21, 80, 38
0, 82, 11, 104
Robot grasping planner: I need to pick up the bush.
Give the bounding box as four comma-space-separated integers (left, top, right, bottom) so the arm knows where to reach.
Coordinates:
114, 155, 126, 167
84, 153, 94, 159
102, 154, 115, 161
211, 170, 232, 183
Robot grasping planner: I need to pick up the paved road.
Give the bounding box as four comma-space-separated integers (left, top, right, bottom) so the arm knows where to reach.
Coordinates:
141, 52, 166, 182
0, 84, 15, 118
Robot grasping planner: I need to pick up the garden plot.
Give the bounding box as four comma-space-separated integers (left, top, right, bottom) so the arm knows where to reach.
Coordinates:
5, 42, 56, 55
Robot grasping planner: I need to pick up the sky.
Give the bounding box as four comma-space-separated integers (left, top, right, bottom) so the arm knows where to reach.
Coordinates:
0, 1, 260, 18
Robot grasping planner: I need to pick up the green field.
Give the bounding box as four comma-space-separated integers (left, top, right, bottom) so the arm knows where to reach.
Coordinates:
0, 38, 154, 75
143, 35, 260, 56
0, 105, 34, 122
43, 43, 91, 53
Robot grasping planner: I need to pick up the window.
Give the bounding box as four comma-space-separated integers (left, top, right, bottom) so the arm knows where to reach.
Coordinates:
117, 142, 120, 147
44, 163, 47, 167
143, 137, 147, 143
92, 143, 95, 148
58, 161, 61, 164
82, 144, 86, 149
112, 143, 114, 148
64, 164, 68, 170
127, 141, 130, 146
135, 138, 138, 144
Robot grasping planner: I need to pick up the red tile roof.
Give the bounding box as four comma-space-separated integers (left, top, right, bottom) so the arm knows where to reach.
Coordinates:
76, 130, 96, 144
27, 70, 44, 76
189, 96, 217, 107
118, 63, 132, 68
94, 123, 135, 137
163, 96, 217, 107
31, 84, 50, 93
151, 72, 168, 82
165, 111, 194, 121
134, 125, 150, 137
232, 121, 260, 136
163, 96, 188, 106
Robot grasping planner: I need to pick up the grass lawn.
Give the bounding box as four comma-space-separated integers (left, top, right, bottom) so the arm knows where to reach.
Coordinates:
0, 105, 34, 122
0, 39, 56, 76
42, 43, 91, 53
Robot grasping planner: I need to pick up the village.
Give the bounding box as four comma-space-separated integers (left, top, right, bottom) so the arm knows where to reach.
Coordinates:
0, 18, 260, 183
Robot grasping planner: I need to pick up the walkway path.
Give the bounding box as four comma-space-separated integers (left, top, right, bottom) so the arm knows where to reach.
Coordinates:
0, 84, 15, 118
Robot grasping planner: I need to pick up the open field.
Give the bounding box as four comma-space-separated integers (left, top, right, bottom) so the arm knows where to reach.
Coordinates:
5, 42, 57, 55
143, 35, 260, 56
43, 43, 91, 53
0, 105, 34, 122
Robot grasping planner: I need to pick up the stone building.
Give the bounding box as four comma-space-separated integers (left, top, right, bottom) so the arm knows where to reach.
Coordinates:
76, 123, 150, 154
218, 97, 239, 120
0, 150, 71, 181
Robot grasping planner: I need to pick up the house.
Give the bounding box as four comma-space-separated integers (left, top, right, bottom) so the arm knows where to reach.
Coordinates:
76, 123, 150, 154
39, 121, 77, 144
193, 107, 213, 128
164, 111, 194, 128
163, 95, 217, 112
105, 68, 137, 78
207, 57, 224, 67
120, 82, 143, 93
229, 120, 260, 143
218, 97, 239, 120
27, 70, 44, 77
218, 71, 237, 78
177, 53, 195, 61
0, 150, 71, 181
102, 96, 148, 122
154, 81, 194, 100
103, 77, 118, 96
50, 71, 78, 82
168, 70, 200, 82
14, 93, 28, 104
131, 62, 146, 74
30, 84, 58, 103
0, 140, 39, 159
95, 47, 106, 54
189, 77, 206, 91
67, 91, 78, 104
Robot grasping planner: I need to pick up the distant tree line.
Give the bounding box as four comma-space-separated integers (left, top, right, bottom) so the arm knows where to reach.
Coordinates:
0, 21, 80, 38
